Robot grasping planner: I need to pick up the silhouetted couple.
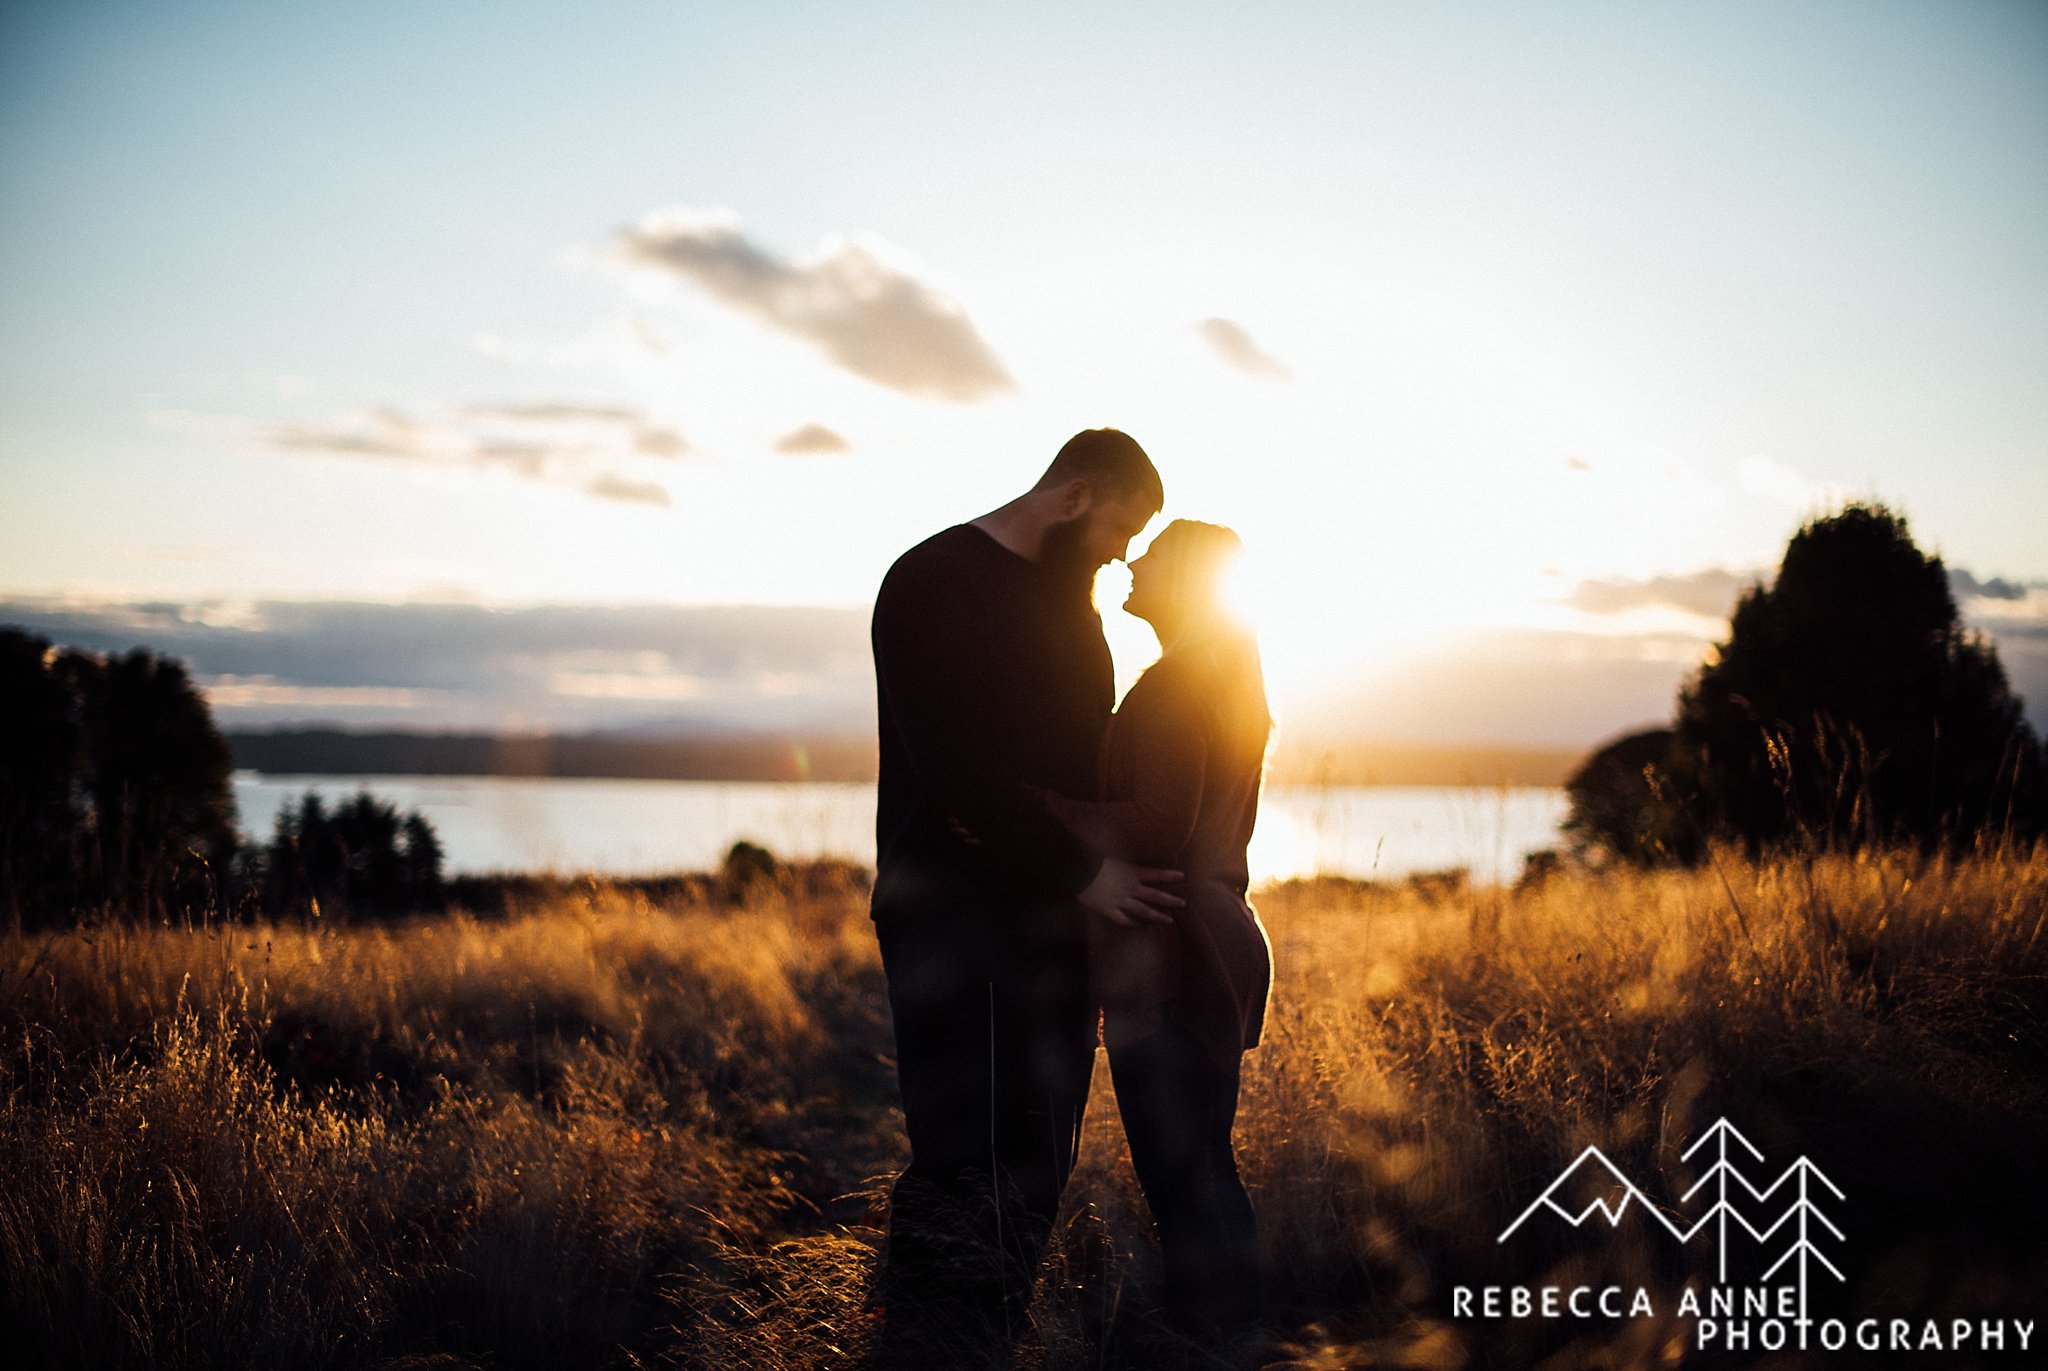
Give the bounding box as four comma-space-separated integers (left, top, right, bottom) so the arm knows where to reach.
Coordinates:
868, 429, 1273, 1367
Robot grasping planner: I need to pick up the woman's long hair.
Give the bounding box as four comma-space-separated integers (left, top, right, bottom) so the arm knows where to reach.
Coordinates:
1146, 519, 1272, 750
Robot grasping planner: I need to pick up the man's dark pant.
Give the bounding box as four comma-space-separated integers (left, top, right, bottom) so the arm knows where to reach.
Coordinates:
874, 900, 1095, 1353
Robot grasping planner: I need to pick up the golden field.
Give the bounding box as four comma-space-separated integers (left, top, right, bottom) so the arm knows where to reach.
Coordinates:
4, 847, 2045, 1369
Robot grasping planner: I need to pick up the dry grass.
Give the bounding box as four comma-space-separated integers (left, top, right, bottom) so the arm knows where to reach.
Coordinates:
4, 847, 2045, 1369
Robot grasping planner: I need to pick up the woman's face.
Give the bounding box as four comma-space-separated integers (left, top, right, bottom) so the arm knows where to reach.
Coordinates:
1121, 542, 1174, 629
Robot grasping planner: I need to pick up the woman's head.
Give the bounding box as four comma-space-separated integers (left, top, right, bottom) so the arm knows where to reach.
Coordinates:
1127, 519, 1271, 739
1124, 519, 1246, 641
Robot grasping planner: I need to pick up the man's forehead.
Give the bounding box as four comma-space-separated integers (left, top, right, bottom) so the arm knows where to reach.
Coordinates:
1100, 495, 1159, 533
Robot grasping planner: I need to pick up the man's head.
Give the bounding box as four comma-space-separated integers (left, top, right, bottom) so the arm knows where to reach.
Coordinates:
1031, 429, 1163, 591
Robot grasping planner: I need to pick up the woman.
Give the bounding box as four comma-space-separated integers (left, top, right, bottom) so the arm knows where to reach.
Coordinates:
1038, 518, 1273, 1346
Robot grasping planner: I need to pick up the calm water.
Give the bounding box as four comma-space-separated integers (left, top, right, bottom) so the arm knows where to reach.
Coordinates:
234, 774, 1569, 886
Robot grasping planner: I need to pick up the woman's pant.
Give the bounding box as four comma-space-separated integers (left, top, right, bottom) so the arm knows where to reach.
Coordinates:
1108, 1019, 1262, 1336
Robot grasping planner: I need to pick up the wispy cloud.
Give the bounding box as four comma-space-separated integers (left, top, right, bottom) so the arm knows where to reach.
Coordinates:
464, 402, 689, 458
1564, 567, 1762, 620
157, 402, 686, 507
203, 678, 434, 709
1568, 563, 2048, 628
1195, 318, 1291, 380
617, 207, 1015, 403
579, 472, 671, 506
773, 422, 851, 456
1949, 568, 2032, 603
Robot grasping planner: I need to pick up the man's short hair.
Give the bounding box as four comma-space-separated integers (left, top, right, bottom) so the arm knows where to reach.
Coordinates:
1034, 428, 1163, 511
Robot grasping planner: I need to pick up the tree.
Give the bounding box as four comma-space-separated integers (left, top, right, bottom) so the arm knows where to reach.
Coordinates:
0, 628, 239, 924
0, 628, 83, 923
1673, 503, 2041, 852
263, 790, 444, 920
67, 646, 240, 914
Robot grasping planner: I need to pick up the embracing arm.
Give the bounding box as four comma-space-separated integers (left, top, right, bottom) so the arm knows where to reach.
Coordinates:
1040, 668, 1207, 867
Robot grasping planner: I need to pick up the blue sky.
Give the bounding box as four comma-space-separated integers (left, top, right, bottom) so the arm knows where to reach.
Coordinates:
2, 1, 2044, 742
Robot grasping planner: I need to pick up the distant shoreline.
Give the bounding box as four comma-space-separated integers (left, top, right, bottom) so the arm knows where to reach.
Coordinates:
227, 728, 1588, 788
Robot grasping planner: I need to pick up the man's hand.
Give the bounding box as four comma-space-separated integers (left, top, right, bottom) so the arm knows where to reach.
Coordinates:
1077, 857, 1183, 928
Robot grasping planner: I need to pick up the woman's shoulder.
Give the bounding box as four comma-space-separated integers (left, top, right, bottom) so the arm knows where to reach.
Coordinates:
1127, 637, 1268, 736
1125, 646, 1225, 719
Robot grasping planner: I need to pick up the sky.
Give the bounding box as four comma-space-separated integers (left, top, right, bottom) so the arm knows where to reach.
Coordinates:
3, 0, 2044, 747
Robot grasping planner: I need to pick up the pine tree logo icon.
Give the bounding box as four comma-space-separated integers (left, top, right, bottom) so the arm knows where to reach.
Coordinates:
1498, 1118, 1847, 1315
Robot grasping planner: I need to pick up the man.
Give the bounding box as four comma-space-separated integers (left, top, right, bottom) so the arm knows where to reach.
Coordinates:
869, 428, 1183, 1358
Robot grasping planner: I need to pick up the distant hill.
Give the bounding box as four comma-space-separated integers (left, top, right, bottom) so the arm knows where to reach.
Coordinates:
1264, 739, 1584, 787
230, 728, 1586, 787
227, 729, 878, 783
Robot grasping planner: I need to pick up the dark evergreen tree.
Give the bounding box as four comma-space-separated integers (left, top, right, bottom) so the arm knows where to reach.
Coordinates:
65, 647, 240, 915
1673, 503, 2042, 852
0, 629, 83, 924
263, 789, 444, 920
399, 813, 445, 906
0, 629, 239, 924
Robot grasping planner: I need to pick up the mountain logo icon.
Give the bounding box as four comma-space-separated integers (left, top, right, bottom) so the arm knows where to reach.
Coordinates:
1496, 1118, 1847, 1318
1498, 1144, 1682, 1240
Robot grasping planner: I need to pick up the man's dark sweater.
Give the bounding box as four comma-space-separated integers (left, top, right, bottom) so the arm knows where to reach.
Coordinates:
870, 523, 1110, 919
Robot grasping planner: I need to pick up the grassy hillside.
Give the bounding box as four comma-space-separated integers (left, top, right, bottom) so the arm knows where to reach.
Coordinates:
3, 848, 2044, 1369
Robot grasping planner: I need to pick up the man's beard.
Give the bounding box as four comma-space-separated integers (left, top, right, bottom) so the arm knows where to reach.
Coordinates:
1038, 516, 1099, 606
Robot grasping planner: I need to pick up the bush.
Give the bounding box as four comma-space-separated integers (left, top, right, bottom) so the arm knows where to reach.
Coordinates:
1561, 727, 1701, 866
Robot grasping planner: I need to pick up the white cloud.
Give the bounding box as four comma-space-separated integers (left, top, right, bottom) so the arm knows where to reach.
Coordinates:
1194, 318, 1291, 380
202, 677, 434, 709
617, 206, 1016, 403
580, 472, 671, 507
1564, 567, 1763, 620
773, 422, 852, 456
1737, 453, 1829, 509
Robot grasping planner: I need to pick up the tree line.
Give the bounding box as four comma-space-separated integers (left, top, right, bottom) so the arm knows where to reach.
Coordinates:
7, 500, 2040, 919
0, 628, 442, 928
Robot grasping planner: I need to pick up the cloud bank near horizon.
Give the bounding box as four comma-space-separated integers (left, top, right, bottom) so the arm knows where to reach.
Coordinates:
0, 598, 874, 733
5, 574, 2042, 745
617, 207, 1016, 403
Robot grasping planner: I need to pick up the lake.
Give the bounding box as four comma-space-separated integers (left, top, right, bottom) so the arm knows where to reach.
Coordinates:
234, 774, 1570, 886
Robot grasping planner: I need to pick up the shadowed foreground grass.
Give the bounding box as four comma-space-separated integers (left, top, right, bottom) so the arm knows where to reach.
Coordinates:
3, 848, 2045, 1369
